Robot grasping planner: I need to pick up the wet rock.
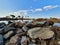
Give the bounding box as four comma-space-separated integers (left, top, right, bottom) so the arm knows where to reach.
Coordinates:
3, 31, 14, 39
0, 35, 4, 45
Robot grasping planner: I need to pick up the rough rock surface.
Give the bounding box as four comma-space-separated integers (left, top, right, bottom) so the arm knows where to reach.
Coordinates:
0, 21, 59, 45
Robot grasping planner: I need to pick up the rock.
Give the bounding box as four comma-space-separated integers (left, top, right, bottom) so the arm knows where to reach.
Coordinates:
29, 43, 36, 45
51, 27, 60, 38
5, 42, 16, 45
22, 25, 28, 32
9, 35, 21, 45
16, 28, 23, 34
28, 27, 54, 39
4, 27, 16, 33
3, 31, 14, 39
0, 35, 4, 45
43, 21, 54, 26
0, 22, 6, 28
0, 28, 4, 34
40, 40, 46, 45
49, 40, 58, 45
21, 36, 28, 45
15, 22, 25, 28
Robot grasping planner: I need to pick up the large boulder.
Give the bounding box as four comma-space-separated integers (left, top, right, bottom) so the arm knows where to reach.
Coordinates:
28, 27, 54, 39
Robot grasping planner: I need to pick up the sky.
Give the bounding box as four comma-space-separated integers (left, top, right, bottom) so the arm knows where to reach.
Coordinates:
0, 0, 60, 18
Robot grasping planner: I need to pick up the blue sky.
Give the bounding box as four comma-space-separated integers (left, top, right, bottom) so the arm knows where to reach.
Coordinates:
0, 0, 60, 18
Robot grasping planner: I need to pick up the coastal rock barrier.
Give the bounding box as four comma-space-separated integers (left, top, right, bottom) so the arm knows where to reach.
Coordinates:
0, 21, 60, 45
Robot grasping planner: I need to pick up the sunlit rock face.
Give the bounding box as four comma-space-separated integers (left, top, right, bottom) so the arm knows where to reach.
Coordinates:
28, 27, 54, 39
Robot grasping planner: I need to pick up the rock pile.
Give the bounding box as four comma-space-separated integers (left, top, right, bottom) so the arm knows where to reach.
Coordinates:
0, 21, 60, 45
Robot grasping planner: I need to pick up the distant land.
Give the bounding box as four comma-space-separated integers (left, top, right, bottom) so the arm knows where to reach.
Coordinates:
36, 18, 60, 23
0, 17, 60, 23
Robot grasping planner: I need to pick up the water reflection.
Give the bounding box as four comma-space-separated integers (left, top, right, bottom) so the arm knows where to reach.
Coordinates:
53, 23, 60, 27
0, 21, 8, 24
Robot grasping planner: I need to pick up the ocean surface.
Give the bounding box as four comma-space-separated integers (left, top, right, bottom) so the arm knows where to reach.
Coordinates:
53, 23, 60, 27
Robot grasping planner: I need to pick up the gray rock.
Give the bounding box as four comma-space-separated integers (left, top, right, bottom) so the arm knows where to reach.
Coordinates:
29, 43, 36, 45
0, 35, 4, 45
0, 28, 4, 34
0, 22, 6, 28
28, 27, 54, 39
21, 36, 28, 45
3, 31, 14, 39
16, 28, 23, 34
4, 27, 15, 33
22, 25, 28, 32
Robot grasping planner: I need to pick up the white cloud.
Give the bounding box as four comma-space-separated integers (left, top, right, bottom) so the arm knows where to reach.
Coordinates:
9, 10, 28, 17
35, 8, 42, 11
43, 5, 59, 10
9, 8, 42, 16
9, 5, 59, 17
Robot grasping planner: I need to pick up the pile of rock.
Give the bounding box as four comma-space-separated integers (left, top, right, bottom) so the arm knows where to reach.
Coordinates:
0, 21, 60, 45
